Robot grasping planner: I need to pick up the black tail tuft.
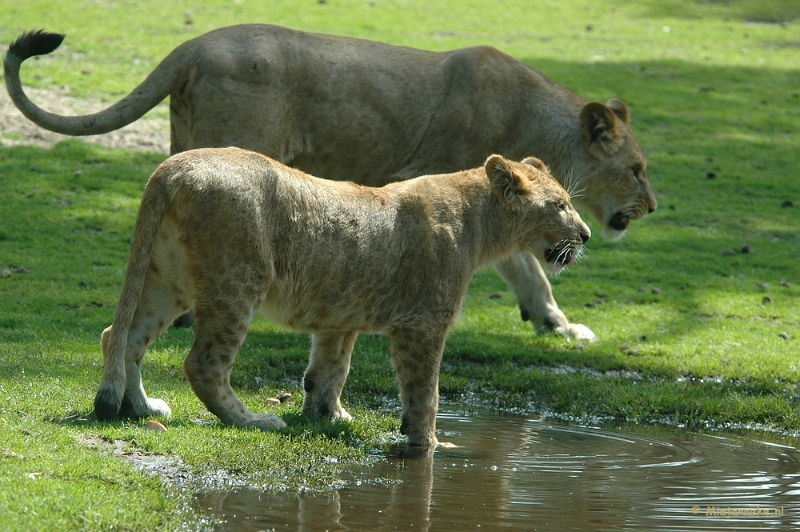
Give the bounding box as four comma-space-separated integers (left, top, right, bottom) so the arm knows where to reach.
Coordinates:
7, 30, 65, 61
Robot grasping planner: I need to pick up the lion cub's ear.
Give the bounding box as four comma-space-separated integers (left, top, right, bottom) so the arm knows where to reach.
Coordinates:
520, 156, 548, 173
580, 101, 625, 157
485, 154, 527, 204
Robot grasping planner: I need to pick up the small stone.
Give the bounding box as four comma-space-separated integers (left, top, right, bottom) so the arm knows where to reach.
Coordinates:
488, 292, 502, 299
278, 393, 292, 404
706, 171, 717, 179
265, 398, 281, 406
639, 335, 648, 342
651, 287, 661, 295
781, 200, 793, 208
779, 332, 791, 340
762, 296, 772, 304
572, 343, 585, 351
638, 287, 647, 293
628, 348, 640, 356
1, 269, 10, 278
145, 420, 167, 432
739, 245, 753, 254
619, 343, 629, 352
757, 282, 768, 291
779, 280, 790, 288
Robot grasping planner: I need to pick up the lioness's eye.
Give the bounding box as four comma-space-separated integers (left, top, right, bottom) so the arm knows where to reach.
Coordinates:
632, 166, 643, 181
558, 202, 566, 211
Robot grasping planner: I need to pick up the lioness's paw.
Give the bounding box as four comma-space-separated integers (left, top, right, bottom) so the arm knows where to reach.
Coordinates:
249, 413, 287, 431
556, 323, 597, 342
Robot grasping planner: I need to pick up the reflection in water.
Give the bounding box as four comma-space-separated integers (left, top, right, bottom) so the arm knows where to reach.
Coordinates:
195, 409, 800, 530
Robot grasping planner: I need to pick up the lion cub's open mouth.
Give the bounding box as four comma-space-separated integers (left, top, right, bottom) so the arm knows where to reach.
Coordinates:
545, 244, 579, 268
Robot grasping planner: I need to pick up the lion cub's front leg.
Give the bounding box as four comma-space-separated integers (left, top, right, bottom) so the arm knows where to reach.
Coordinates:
302, 331, 358, 421
389, 328, 447, 448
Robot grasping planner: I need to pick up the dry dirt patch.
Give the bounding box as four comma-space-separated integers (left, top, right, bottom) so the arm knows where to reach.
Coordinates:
0, 84, 170, 153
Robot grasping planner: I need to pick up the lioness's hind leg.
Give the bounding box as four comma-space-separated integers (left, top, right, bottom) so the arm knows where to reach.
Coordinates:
183, 306, 285, 431
302, 331, 358, 421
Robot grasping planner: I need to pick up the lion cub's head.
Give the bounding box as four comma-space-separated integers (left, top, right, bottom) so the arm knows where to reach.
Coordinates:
486, 155, 590, 274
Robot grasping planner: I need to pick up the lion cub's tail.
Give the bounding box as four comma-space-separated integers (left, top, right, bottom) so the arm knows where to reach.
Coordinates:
93, 167, 172, 421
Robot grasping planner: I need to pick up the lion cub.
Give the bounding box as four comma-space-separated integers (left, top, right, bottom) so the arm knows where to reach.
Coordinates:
93, 148, 589, 447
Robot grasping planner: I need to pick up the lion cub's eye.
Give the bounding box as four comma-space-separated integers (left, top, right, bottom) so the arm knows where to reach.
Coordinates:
632, 166, 644, 182
558, 202, 567, 211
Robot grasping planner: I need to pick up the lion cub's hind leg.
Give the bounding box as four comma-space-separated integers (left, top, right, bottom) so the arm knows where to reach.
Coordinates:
301, 331, 359, 422
95, 267, 190, 421
183, 302, 286, 431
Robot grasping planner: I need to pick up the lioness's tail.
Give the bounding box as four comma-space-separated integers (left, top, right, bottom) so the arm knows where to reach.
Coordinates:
3, 30, 177, 136
93, 166, 172, 420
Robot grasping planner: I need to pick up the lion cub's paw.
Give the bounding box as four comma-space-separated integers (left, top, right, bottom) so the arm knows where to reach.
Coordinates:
557, 323, 597, 342
248, 413, 287, 431
117, 397, 173, 420
331, 408, 353, 422
145, 398, 173, 418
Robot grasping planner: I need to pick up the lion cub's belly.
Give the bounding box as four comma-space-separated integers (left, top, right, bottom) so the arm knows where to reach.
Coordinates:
258, 281, 391, 334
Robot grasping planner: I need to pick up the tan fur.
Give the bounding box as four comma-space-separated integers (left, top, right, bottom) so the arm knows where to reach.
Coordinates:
4, 25, 655, 340
93, 149, 590, 447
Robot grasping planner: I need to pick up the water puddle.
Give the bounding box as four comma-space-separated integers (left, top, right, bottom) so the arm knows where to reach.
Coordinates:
195, 409, 800, 530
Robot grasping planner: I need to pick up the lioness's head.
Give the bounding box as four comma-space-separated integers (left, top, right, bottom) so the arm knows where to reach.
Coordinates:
486, 155, 590, 274
572, 99, 657, 241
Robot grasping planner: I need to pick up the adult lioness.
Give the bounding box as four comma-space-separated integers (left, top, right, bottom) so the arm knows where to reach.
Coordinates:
93, 149, 589, 447
4, 26, 655, 340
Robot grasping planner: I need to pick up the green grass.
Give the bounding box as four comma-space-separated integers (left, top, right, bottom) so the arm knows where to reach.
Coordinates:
1, 0, 799, 530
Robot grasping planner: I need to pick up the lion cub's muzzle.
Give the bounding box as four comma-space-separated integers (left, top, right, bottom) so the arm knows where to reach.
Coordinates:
545, 230, 589, 269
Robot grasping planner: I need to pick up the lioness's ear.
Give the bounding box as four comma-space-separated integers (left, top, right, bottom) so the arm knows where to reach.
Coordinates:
606, 98, 630, 124
521, 156, 547, 173
580, 102, 624, 156
485, 154, 525, 203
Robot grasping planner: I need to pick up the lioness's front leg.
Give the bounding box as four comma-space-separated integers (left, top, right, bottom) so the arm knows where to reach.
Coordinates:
183, 304, 285, 431
389, 328, 446, 448
302, 331, 358, 421
494, 253, 596, 342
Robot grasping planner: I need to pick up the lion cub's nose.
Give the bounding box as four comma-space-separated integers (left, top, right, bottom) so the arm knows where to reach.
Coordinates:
580, 230, 590, 244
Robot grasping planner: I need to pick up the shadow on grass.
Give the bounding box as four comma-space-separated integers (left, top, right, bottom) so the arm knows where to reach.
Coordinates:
1, 57, 798, 402
626, 0, 800, 24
